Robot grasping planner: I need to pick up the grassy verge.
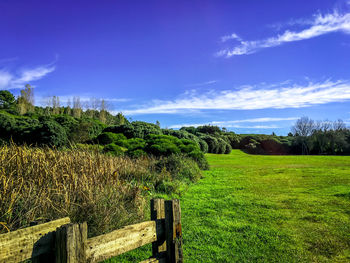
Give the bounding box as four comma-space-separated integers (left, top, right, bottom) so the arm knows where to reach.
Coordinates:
182, 151, 350, 262
111, 150, 350, 262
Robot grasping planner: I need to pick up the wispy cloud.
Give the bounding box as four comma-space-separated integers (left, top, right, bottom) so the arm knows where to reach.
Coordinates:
221, 33, 242, 42
120, 79, 350, 115
217, 9, 350, 57
0, 62, 55, 90
168, 117, 297, 129
185, 80, 218, 87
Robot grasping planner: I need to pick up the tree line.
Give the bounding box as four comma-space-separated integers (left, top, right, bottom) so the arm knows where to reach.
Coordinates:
1, 87, 349, 156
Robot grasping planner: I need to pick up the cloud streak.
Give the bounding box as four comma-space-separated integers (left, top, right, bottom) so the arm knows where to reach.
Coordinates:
217, 9, 350, 57
0, 63, 55, 90
185, 80, 218, 87
168, 117, 297, 129
120, 79, 350, 115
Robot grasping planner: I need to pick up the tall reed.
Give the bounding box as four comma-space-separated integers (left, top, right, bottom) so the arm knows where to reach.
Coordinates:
0, 144, 158, 236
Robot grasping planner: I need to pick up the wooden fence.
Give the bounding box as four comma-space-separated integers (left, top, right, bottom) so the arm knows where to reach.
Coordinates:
0, 199, 183, 263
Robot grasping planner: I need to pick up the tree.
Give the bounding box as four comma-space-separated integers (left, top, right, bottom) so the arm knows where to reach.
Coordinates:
17, 84, 34, 114
291, 117, 315, 154
99, 99, 107, 124
0, 90, 16, 109
291, 117, 315, 136
73, 96, 82, 118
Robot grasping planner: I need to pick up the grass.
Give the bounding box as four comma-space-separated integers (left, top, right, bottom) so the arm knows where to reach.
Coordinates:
0, 144, 202, 241
110, 150, 350, 262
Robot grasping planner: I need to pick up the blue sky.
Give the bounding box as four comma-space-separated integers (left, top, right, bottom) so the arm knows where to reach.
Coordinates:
1, 0, 350, 134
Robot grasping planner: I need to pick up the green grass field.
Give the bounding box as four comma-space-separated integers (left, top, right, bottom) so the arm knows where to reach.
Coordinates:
108, 150, 350, 262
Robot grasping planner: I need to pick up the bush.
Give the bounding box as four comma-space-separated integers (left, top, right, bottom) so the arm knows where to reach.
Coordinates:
34, 119, 68, 147
96, 132, 127, 145
0, 113, 16, 140
225, 143, 232, 154
198, 139, 209, 153
127, 149, 147, 158
103, 143, 125, 156
145, 134, 182, 156
104, 121, 162, 139
156, 154, 202, 183
125, 138, 146, 150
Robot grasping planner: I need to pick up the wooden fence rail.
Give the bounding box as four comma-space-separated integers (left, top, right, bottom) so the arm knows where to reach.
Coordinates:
0, 199, 183, 263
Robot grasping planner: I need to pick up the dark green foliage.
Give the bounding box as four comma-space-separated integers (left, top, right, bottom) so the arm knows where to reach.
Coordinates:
54, 115, 79, 133
0, 90, 16, 111
162, 128, 208, 152
131, 121, 162, 138
125, 138, 146, 150
180, 126, 197, 135
125, 138, 147, 158
103, 143, 125, 156
0, 113, 16, 140
96, 132, 127, 145
187, 150, 209, 170
196, 125, 222, 135
155, 154, 202, 184
70, 118, 105, 143
198, 139, 209, 153
146, 134, 181, 156
199, 134, 217, 153
126, 149, 147, 158
34, 119, 68, 147
104, 121, 162, 139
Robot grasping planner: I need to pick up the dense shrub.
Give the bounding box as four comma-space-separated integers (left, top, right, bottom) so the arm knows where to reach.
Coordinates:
104, 121, 162, 139
156, 154, 202, 183
0, 113, 16, 140
34, 119, 68, 147
96, 132, 127, 145
103, 143, 125, 156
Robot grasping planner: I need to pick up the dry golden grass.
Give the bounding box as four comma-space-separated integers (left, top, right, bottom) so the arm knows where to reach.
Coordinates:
0, 144, 159, 236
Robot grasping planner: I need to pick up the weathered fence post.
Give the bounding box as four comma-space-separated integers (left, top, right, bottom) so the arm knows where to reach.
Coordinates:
165, 199, 183, 263
151, 198, 166, 259
55, 222, 87, 263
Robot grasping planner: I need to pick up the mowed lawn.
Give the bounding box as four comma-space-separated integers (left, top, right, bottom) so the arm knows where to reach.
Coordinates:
108, 150, 350, 262
181, 150, 350, 262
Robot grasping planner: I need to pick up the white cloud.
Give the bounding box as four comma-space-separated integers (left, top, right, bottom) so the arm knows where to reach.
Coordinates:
168, 117, 296, 129
119, 79, 350, 115
0, 63, 55, 90
221, 33, 242, 42
217, 9, 350, 57
185, 80, 217, 87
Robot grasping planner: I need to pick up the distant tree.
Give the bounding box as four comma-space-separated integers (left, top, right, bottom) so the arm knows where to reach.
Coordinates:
73, 96, 82, 118
115, 112, 126, 125
17, 84, 34, 115
291, 117, 316, 154
0, 90, 16, 109
333, 119, 346, 131
99, 99, 107, 124
292, 117, 315, 137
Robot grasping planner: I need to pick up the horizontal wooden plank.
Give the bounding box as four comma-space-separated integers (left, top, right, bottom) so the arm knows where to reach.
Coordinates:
139, 257, 166, 263
86, 221, 157, 263
0, 217, 70, 263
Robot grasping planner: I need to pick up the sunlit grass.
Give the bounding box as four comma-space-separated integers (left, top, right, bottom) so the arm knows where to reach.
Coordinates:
181, 151, 350, 262
111, 150, 350, 262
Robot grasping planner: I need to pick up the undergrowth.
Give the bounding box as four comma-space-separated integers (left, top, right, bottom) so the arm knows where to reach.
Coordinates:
0, 144, 202, 237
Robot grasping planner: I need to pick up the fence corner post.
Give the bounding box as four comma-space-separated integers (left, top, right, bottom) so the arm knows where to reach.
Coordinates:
165, 199, 183, 263
55, 222, 87, 263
